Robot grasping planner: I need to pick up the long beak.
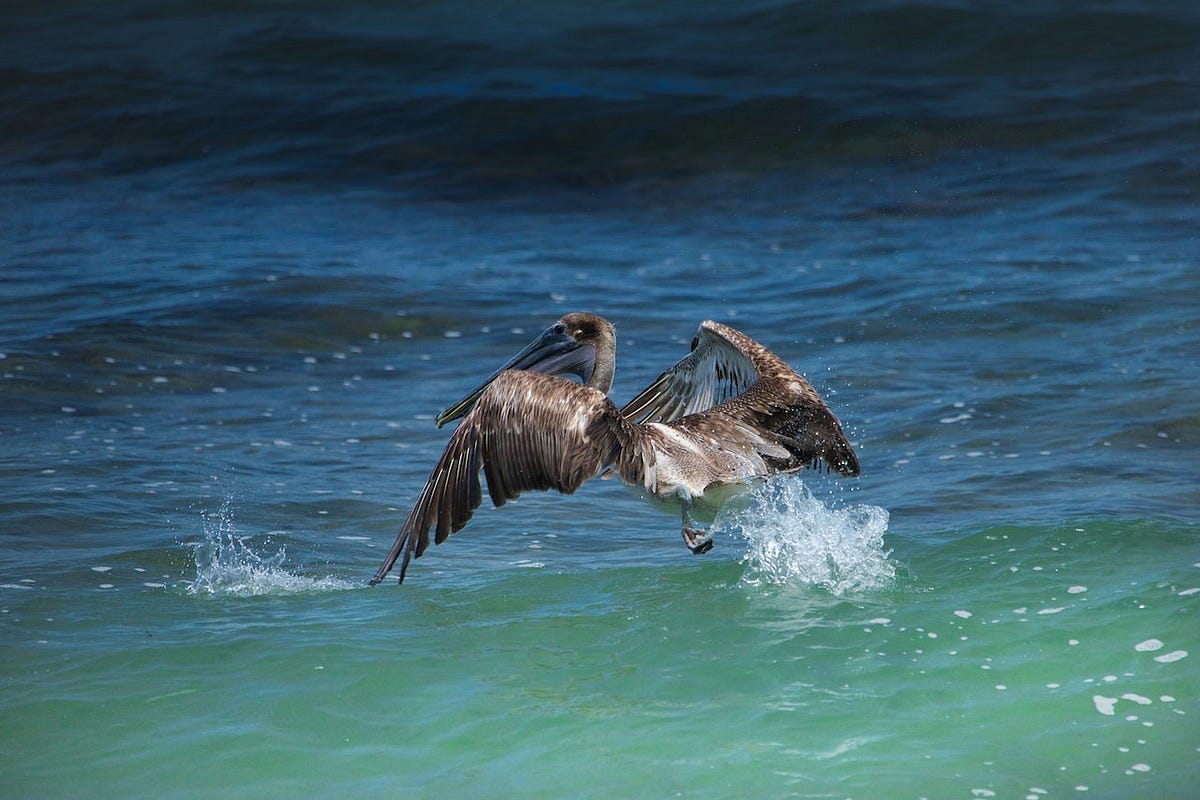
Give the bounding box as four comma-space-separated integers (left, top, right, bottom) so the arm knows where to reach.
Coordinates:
434, 324, 596, 428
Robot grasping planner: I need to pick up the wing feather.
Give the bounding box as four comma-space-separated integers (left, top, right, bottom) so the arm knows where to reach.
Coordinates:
369, 371, 629, 585
621, 321, 761, 424
622, 320, 860, 480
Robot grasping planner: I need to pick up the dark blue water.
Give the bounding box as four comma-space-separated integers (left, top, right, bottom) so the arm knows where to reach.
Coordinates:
2, 1, 1198, 797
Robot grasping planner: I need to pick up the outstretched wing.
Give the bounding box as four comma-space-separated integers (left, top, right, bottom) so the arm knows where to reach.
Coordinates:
623, 320, 861, 478
620, 321, 762, 424
370, 371, 628, 585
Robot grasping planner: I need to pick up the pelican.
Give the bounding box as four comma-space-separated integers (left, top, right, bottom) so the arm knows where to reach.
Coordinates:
369, 312, 860, 585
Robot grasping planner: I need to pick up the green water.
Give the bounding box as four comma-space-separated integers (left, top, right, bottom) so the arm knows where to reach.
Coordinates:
4, 517, 1196, 799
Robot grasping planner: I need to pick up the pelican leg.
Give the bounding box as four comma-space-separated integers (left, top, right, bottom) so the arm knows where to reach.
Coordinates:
680, 499, 714, 555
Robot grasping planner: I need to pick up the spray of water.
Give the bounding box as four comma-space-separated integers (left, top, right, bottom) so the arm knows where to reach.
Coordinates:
717, 478, 893, 594
185, 498, 355, 596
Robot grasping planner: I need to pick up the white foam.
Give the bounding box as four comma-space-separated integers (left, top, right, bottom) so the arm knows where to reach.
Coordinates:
186, 500, 356, 597
1153, 650, 1187, 663
1093, 695, 1118, 715
1135, 638, 1164, 652
724, 479, 892, 594
954, 610, 973, 619
1067, 585, 1087, 594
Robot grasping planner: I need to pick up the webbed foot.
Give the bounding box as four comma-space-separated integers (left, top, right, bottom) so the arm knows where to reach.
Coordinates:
682, 527, 714, 555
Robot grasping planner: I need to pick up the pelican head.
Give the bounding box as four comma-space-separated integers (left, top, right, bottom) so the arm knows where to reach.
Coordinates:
435, 312, 616, 428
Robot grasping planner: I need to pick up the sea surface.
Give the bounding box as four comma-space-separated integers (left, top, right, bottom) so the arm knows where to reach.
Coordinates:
2, 1, 1198, 797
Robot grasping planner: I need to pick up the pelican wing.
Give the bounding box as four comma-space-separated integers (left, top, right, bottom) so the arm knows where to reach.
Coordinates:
624, 320, 861, 478
620, 321, 763, 424
369, 371, 627, 585
721, 381, 862, 477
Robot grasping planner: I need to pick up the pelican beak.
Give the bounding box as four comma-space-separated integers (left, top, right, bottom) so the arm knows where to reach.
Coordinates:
434, 322, 596, 428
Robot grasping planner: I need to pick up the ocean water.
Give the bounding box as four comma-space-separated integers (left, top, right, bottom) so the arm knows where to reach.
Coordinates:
2, 1, 1198, 797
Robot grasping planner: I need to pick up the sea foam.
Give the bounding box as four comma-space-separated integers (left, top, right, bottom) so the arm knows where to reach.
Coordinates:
185, 500, 355, 596
718, 478, 893, 594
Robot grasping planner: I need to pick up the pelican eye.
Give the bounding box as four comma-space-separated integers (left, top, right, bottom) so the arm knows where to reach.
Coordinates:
553, 322, 567, 335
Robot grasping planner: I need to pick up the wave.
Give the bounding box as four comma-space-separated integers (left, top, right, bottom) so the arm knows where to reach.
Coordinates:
718, 478, 893, 594
4, 1, 1196, 197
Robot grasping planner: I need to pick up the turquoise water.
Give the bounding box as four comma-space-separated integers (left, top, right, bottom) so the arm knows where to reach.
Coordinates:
4, 512, 1196, 798
3, 0, 1199, 797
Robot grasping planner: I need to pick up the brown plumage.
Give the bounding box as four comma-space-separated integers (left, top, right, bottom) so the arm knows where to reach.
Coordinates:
370, 313, 859, 585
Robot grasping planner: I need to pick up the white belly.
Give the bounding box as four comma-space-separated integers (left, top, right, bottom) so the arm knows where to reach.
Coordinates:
626, 478, 761, 523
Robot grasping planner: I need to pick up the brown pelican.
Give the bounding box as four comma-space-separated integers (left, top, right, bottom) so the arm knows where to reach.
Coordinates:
369, 312, 860, 586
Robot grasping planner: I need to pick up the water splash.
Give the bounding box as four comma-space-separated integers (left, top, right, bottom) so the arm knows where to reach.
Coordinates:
717, 479, 893, 594
185, 499, 355, 596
